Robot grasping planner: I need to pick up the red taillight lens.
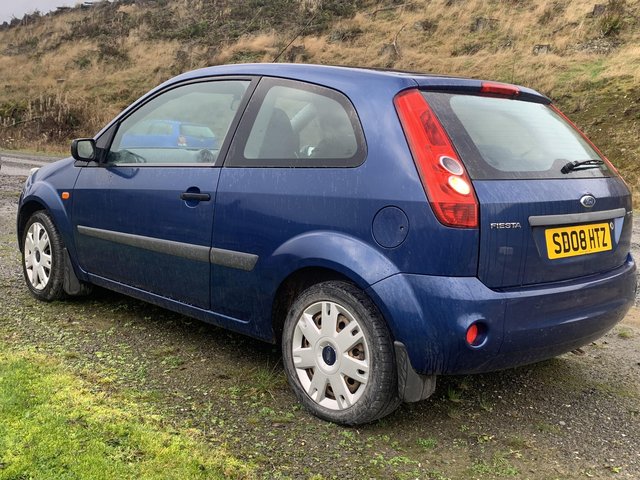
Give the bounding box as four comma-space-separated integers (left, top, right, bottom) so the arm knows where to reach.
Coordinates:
394, 89, 478, 228
480, 81, 520, 97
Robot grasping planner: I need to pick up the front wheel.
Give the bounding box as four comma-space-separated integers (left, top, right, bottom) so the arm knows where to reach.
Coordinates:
282, 281, 400, 425
22, 211, 66, 301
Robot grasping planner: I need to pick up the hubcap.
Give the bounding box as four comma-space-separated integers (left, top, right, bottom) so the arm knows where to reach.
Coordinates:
24, 222, 52, 291
291, 301, 370, 410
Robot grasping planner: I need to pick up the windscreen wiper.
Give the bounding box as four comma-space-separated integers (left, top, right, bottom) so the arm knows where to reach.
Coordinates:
561, 159, 604, 174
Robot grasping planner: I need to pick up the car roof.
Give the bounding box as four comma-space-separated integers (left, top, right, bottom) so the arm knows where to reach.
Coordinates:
166, 63, 547, 101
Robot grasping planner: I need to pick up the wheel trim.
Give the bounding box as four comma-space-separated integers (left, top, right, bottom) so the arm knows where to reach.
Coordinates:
24, 222, 52, 291
292, 301, 370, 411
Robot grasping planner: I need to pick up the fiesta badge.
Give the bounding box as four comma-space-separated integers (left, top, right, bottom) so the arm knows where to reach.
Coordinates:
580, 194, 596, 208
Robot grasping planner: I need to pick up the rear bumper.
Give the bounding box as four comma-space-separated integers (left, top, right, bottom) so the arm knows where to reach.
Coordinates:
367, 255, 636, 375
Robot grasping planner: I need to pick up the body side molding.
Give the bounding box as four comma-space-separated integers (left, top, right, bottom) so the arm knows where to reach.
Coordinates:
77, 225, 257, 270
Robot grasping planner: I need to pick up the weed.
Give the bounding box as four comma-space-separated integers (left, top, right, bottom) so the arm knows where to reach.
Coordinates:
451, 42, 483, 56
505, 435, 531, 450
97, 39, 129, 64
536, 422, 562, 435
258, 406, 275, 417
243, 362, 286, 398
150, 345, 178, 357
618, 328, 633, 339
599, 0, 627, 37
470, 451, 519, 477
447, 386, 462, 403
417, 437, 437, 449
73, 54, 92, 70
388, 455, 417, 467
161, 354, 184, 369
476, 433, 495, 444
426, 471, 451, 480
340, 430, 356, 442
228, 50, 266, 64
479, 394, 494, 412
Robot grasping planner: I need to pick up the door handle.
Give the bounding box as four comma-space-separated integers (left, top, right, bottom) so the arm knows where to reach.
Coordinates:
180, 192, 211, 201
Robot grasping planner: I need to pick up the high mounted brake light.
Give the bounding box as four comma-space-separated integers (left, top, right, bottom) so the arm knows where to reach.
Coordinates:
394, 89, 478, 228
480, 82, 520, 97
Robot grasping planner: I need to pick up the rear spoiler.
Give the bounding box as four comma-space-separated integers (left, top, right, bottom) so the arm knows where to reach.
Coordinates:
410, 78, 550, 104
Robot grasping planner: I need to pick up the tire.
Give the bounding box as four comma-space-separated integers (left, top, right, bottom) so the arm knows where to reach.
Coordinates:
282, 281, 400, 425
22, 211, 66, 301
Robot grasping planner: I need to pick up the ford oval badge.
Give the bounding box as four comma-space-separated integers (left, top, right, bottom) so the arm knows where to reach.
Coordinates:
580, 194, 596, 208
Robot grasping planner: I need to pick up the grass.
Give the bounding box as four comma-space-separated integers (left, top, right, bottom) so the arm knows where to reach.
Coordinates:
469, 451, 519, 477
0, 347, 252, 480
416, 437, 438, 450
618, 328, 634, 339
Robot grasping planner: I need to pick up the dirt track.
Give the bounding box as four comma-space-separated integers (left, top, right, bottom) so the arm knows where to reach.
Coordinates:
1, 158, 639, 479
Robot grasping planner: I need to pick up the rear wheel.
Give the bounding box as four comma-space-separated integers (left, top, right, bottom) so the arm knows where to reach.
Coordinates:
282, 281, 400, 425
22, 211, 65, 301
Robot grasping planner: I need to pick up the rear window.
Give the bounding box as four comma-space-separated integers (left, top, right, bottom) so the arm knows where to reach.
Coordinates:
423, 92, 612, 180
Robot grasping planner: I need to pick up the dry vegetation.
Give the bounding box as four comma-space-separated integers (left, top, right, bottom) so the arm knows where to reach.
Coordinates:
0, 0, 638, 193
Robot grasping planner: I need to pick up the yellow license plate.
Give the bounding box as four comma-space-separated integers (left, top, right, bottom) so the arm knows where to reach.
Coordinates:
545, 222, 612, 259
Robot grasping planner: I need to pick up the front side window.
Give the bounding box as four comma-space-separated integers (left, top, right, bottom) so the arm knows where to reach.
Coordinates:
229, 79, 365, 167
108, 80, 249, 165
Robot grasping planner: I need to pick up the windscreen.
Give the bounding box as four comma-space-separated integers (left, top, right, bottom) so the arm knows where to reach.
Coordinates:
423, 92, 612, 180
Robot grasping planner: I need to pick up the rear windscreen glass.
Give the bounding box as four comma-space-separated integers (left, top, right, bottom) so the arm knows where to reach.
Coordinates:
423, 92, 612, 180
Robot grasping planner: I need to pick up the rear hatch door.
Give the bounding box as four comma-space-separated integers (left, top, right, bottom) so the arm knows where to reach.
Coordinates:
422, 88, 632, 288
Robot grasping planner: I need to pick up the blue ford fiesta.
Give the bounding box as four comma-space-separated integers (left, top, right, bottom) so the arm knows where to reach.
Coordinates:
17, 64, 636, 424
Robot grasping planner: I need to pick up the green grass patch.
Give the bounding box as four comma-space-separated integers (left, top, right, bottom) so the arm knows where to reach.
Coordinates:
0, 348, 252, 479
557, 59, 608, 87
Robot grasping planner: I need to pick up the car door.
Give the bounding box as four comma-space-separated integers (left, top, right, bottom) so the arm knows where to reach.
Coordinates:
210, 77, 367, 332
72, 78, 253, 309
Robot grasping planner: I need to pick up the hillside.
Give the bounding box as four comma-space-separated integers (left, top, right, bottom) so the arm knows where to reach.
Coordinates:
0, 0, 638, 193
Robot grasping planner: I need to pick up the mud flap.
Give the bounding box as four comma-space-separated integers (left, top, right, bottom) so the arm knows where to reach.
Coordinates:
394, 341, 436, 402
63, 248, 83, 295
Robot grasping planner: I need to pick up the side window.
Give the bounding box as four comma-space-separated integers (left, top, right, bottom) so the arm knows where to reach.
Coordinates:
108, 80, 249, 165
230, 79, 365, 167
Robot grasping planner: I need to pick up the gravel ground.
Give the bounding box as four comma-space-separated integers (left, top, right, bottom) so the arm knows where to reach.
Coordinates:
1, 160, 639, 479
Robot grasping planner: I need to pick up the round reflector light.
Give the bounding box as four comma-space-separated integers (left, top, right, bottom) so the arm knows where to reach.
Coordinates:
466, 324, 479, 345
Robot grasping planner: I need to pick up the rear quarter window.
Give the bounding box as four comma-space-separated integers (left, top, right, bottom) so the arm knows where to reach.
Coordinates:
227, 78, 366, 168
423, 92, 612, 180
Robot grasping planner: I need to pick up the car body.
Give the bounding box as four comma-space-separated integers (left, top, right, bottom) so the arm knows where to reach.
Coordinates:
17, 63, 636, 424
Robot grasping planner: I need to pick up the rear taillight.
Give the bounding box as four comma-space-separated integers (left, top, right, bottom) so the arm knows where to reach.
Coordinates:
394, 89, 478, 228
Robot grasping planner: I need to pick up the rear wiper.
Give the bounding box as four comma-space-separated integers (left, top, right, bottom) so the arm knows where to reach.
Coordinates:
561, 159, 604, 174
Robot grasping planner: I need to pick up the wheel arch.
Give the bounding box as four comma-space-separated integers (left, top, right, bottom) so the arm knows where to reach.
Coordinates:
271, 267, 354, 342
18, 180, 76, 256
17, 199, 48, 252
267, 231, 401, 342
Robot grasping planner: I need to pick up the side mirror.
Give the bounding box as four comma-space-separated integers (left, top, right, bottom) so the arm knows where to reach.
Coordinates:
71, 138, 97, 162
